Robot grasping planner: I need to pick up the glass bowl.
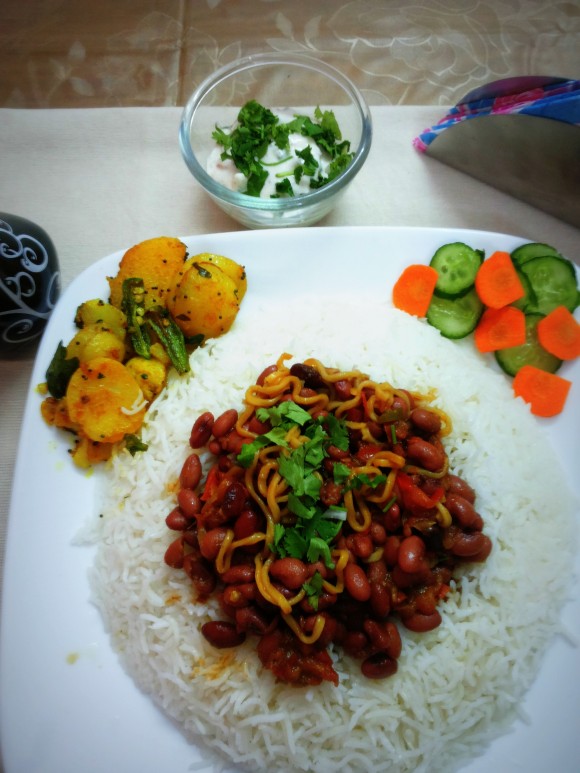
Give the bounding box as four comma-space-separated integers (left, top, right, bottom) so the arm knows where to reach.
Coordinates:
179, 53, 372, 229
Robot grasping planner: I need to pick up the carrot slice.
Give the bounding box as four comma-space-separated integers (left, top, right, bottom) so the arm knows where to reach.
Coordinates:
512, 364, 572, 417
474, 306, 526, 352
474, 251, 525, 309
392, 264, 438, 317
537, 305, 580, 360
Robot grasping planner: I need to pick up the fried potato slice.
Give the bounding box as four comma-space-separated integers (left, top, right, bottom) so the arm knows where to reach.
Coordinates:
125, 356, 167, 402
66, 325, 126, 363
107, 236, 187, 311
168, 255, 246, 339
66, 357, 147, 443
74, 299, 127, 340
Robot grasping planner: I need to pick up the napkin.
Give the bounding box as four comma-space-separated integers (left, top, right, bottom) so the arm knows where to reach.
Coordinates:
410, 77, 580, 228
413, 78, 580, 152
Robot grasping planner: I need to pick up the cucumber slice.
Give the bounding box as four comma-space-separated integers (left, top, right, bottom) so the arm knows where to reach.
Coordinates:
495, 313, 562, 377
511, 266, 537, 312
511, 242, 561, 267
426, 287, 484, 339
429, 242, 484, 298
519, 255, 579, 315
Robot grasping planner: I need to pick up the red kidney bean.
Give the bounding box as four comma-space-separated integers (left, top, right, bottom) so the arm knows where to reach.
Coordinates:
189, 412, 214, 448
306, 561, 329, 580
164, 536, 185, 568
256, 364, 277, 385
446, 474, 476, 503
199, 527, 227, 561
247, 415, 269, 434
183, 555, 217, 596
451, 531, 488, 557
469, 534, 493, 562
201, 620, 246, 648
334, 379, 352, 400
269, 557, 308, 590
300, 590, 337, 614
342, 630, 369, 657
398, 535, 428, 574
320, 480, 343, 507
370, 581, 391, 618
445, 493, 481, 528
235, 606, 274, 635
234, 509, 261, 541
309, 614, 337, 648
182, 528, 200, 547
219, 431, 247, 455
414, 588, 437, 616
179, 452, 202, 490
391, 395, 410, 419
221, 481, 248, 518
406, 436, 445, 472
410, 408, 442, 435
401, 610, 442, 633
351, 533, 374, 560
383, 535, 401, 567
290, 362, 325, 388
177, 488, 201, 518
222, 582, 257, 608
367, 421, 384, 440
327, 444, 350, 461
363, 620, 402, 659
361, 651, 398, 679
366, 558, 387, 585
391, 564, 429, 589
208, 439, 222, 455
212, 408, 238, 438
383, 502, 401, 531
165, 506, 189, 531
221, 564, 255, 585
346, 406, 364, 423
344, 563, 372, 602
393, 421, 410, 442
369, 521, 387, 545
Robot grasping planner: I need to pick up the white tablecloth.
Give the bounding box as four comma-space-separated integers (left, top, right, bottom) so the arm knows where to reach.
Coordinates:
1, 105, 579, 613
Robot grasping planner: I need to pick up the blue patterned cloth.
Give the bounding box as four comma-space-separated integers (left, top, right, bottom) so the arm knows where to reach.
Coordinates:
413, 79, 580, 152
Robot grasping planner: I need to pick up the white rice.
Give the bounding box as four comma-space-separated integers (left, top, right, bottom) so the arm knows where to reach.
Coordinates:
90, 297, 577, 773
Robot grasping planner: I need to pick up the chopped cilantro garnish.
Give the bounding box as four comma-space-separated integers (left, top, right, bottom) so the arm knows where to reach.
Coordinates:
303, 571, 324, 610
274, 178, 294, 197
211, 99, 354, 198
238, 397, 349, 569
349, 472, 388, 490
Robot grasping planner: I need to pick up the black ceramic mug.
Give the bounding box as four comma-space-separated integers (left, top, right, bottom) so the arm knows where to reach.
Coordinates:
0, 213, 61, 358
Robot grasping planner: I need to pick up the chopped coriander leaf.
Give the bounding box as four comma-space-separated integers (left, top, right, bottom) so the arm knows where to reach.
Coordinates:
210, 99, 354, 199
307, 536, 335, 568
349, 472, 388, 490
288, 492, 318, 519
333, 462, 351, 485
274, 178, 294, 197
237, 400, 349, 567
124, 434, 148, 455
257, 402, 309, 427
303, 571, 324, 610
236, 434, 270, 467
295, 146, 318, 176
321, 413, 349, 450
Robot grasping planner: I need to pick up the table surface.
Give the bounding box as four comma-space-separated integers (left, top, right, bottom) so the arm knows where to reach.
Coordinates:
1, 4, 580, 772
2, 0, 580, 109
